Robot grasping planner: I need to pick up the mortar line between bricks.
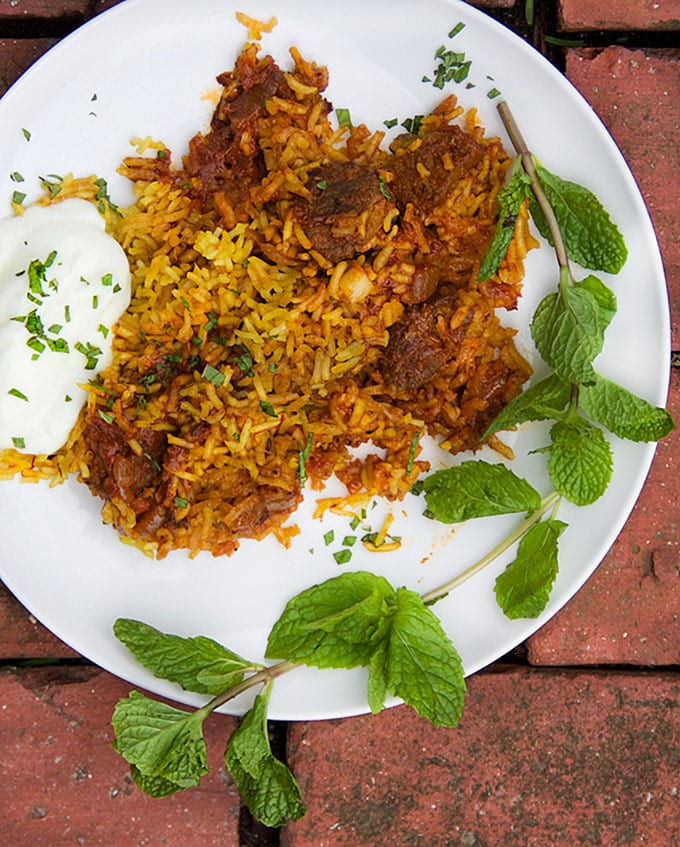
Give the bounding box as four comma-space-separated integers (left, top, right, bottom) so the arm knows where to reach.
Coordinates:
485, 661, 680, 675
0, 657, 93, 669
0, 20, 84, 39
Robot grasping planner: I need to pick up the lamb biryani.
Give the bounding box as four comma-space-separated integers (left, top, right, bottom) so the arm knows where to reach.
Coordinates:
0, 39, 537, 558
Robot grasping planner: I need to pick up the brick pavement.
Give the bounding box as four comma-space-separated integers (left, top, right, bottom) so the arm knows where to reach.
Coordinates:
0, 1, 678, 845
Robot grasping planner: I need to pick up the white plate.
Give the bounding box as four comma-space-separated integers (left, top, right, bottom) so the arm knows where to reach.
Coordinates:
0, 0, 669, 720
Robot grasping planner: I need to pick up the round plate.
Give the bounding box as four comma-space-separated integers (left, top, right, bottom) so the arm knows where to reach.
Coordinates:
0, 0, 669, 720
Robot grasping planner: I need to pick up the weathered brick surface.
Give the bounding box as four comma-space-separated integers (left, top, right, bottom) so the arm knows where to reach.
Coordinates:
0, 0, 87, 18
0, 37, 57, 95
0, 667, 240, 846
564, 46, 680, 348
528, 369, 680, 666
559, 0, 680, 31
0, 586, 79, 659
283, 668, 680, 847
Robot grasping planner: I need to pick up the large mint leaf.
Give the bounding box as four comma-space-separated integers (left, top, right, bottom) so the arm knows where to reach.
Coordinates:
423, 460, 541, 523
531, 163, 628, 273
225, 685, 305, 828
579, 373, 674, 442
113, 618, 254, 695
265, 572, 395, 668
494, 518, 567, 619
478, 163, 531, 281
483, 372, 572, 437
530, 275, 617, 384
111, 691, 208, 790
548, 418, 613, 505
382, 588, 466, 728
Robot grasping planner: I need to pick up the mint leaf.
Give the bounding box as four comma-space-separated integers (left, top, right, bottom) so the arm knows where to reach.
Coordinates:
483, 372, 572, 437
579, 373, 674, 442
113, 619, 255, 695
383, 588, 466, 728
530, 275, 617, 384
367, 641, 389, 714
477, 162, 531, 281
531, 163, 628, 273
495, 518, 566, 619
111, 691, 209, 790
225, 684, 305, 828
265, 572, 395, 668
422, 460, 541, 523
129, 765, 184, 798
548, 418, 613, 505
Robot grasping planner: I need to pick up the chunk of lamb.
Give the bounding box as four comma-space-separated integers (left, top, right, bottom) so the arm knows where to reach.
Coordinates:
389, 126, 484, 215
290, 160, 396, 263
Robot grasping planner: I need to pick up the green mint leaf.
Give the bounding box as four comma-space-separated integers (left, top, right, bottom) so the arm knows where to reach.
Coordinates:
579, 373, 674, 442
547, 418, 613, 505
531, 163, 628, 273
483, 372, 572, 438
477, 162, 531, 281
494, 518, 567, 619
383, 588, 466, 728
111, 691, 208, 790
530, 275, 617, 384
224, 684, 305, 828
128, 764, 184, 798
113, 618, 255, 695
366, 641, 389, 714
265, 572, 395, 669
422, 460, 541, 523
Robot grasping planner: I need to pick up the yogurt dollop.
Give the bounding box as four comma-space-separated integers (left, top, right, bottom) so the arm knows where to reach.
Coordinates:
0, 198, 131, 454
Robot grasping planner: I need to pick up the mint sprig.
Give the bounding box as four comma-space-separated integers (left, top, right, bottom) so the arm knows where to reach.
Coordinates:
579, 373, 674, 442
113, 618, 258, 695
477, 159, 531, 281
529, 162, 628, 274
530, 274, 617, 384
109, 100, 672, 830
224, 683, 306, 827
546, 417, 613, 505
494, 519, 566, 619
111, 691, 210, 795
266, 574, 466, 726
422, 460, 541, 522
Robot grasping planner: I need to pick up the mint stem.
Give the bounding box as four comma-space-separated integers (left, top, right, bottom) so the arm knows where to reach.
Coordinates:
204, 659, 301, 713
419, 490, 562, 605
203, 490, 563, 706
497, 101, 573, 285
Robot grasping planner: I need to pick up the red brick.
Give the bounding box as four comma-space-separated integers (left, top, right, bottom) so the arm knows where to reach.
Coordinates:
0, 0, 87, 18
565, 46, 680, 348
528, 369, 680, 666
283, 667, 680, 847
0, 38, 57, 96
0, 585, 79, 660
0, 667, 240, 846
559, 0, 680, 30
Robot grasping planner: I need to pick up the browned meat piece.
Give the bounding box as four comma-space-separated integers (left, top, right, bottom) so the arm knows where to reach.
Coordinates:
378, 294, 457, 393
183, 55, 288, 222
390, 127, 484, 214
226, 487, 301, 537
84, 416, 166, 511
289, 161, 396, 263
